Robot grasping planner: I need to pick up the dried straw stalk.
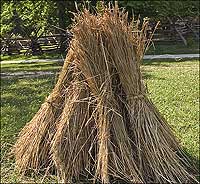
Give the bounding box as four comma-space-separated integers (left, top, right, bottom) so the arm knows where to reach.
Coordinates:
14, 3, 198, 183
100, 5, 197, 183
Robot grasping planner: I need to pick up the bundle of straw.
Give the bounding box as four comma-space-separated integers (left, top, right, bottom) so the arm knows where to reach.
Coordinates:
14, 3, 198, 183
14, 50, 75, 174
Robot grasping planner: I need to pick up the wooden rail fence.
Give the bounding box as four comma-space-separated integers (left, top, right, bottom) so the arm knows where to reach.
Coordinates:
1, 21, 199, 56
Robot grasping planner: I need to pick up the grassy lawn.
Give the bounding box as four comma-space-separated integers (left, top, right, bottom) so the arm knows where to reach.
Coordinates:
1, 62, 62, 73
143, 60, 199, 158
146, 41, 199, 55
0, 52, 66, 61
1, 59, 199, 182
1, 76, 57, 183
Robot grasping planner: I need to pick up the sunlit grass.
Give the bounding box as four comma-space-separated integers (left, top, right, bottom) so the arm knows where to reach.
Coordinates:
1, 62, 62, 73
1, 52, 65, 61
1, 77, 57, 183
142, 60, 199, 158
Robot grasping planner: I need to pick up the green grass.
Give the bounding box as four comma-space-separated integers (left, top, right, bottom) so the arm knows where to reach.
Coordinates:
1, 62, 63, 73
142, 59, 199, 157
1, 77, 57, 183
1, 60, 199, 182
146, 41, 199, 55
0, 52, 66, 61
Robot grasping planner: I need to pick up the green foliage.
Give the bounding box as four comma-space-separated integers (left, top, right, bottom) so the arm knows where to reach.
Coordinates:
1, 0, 63, 38
1, 1, 199, 38
119, 1, 199, 20
1, 1, 15, 36
15, 0, 56, 36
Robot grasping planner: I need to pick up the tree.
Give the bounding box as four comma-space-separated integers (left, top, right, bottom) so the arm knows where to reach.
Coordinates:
1, 0, 57, 55
119, 1, 199, 45
54, 1, 75, 52
118, 1, 199, 20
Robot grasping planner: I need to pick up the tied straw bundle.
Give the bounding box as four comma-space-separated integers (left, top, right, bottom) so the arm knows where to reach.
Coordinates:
14, 3, 198, 183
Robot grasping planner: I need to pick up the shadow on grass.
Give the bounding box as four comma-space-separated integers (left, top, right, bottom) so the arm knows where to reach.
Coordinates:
146, 41, 199, 55
2, 61, 61, 68
1, 52, 65, 61
1, 62, 63, 73
1, 77, 55, 98
142, 58, 197, 67
1, 76, 55, 131
142, 72, 166, 80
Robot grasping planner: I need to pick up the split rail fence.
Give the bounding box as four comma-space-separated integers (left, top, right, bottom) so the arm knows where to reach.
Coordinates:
1, 21, 199, 56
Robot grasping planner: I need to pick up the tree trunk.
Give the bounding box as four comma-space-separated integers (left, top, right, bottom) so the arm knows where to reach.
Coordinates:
30, 39, 43, 55
56, 1, 67, 53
